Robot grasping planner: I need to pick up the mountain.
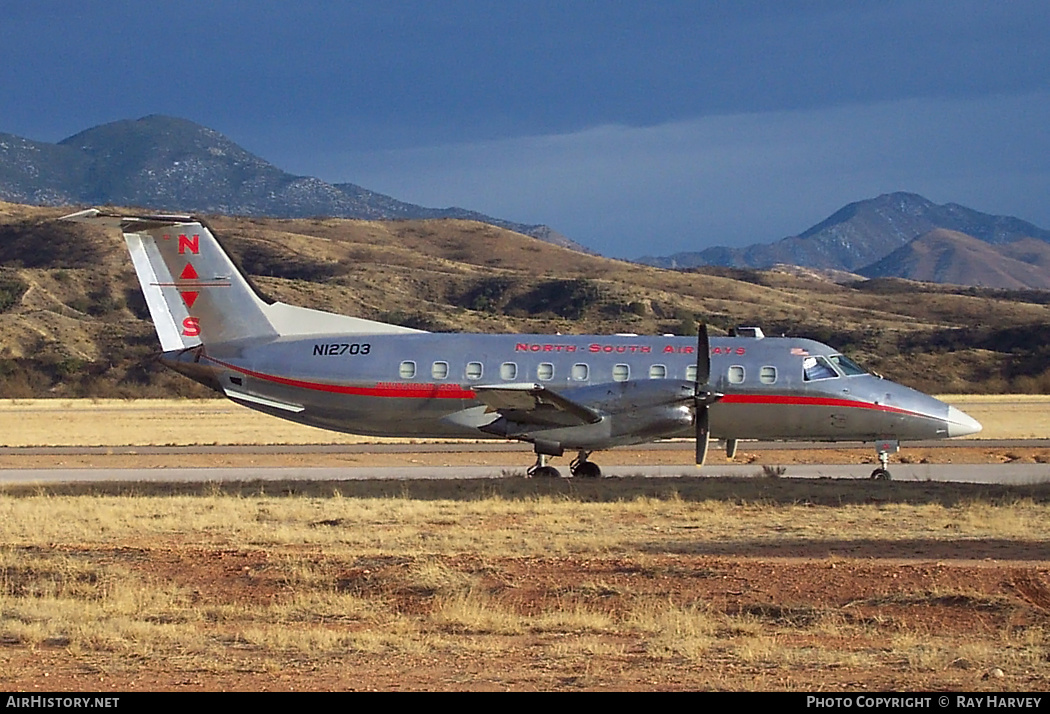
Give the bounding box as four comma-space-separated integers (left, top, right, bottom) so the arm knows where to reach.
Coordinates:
0, 115, 588, 252
639, 192, 1050, 275
0, 133, 90, 204
859, 229, 1050, 289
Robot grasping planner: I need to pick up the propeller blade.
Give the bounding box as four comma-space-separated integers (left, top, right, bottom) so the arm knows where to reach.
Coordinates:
692, 323, 720, 466
696, 322, 710, 386
695, 407, 711, 466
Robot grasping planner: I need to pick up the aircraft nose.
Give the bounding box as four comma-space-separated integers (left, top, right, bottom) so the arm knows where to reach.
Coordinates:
946, 406, 982, 438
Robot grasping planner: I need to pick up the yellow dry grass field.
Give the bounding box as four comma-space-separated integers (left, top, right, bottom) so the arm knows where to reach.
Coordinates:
940, 395, 1050, 440
0, 399, 382, 447
0, 481, 1048, 691
0, 395, 1045, 448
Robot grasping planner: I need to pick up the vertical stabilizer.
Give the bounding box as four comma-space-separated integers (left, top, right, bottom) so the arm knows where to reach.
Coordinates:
62, 209, 277, 349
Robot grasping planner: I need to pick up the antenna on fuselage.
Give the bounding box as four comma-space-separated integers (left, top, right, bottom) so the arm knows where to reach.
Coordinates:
694, 323, 723, 466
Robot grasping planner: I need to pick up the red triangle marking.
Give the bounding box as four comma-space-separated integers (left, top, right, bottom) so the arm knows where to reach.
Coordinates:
180, 263, 198, 280
180, 291, 199, 308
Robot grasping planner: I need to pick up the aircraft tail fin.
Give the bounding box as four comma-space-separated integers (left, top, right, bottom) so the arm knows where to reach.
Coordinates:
62, 209, 425, 350
63, 209, 277, 350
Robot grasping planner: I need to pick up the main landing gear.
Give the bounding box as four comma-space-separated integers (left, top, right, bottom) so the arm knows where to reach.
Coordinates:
870, 439, 899, 481
570, 451, 602, 478
526, 450, 603, 478
527, 453, 562, 479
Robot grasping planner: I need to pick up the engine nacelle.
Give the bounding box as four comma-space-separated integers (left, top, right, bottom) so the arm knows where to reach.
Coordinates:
570, 378, 696, 413
607, 402, 694, 440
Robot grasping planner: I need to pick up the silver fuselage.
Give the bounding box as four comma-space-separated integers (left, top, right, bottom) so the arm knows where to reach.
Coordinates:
163, 332, 974, 450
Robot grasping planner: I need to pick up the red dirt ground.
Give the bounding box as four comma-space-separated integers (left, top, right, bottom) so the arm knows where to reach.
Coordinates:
1, 444, 1048, 691
2, 545, 1048, 691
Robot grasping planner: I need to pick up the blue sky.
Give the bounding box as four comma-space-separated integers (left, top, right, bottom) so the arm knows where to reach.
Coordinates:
3, 1, 1049, 257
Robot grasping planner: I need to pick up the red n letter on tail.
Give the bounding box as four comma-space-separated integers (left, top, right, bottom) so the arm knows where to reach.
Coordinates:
178, 234, 200, 255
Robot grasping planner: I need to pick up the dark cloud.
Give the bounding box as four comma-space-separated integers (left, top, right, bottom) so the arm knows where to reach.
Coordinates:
338, 94, 1050, 257
1, 2, 1048, 255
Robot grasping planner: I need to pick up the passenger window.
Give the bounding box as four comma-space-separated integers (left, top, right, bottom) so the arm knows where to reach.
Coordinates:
686, 365, 698, 382
399, 361, 417, 379
572, 363, 589, 381
759, 366, 777, 384
465, 361, 483, 380
649, 364, 667, 379
728, 365, 745, 384
537, 363, 554, 381
613, 364, 630, 382
500, 362, 517, 380
803, 356, 838, 381
432, 361, 449, 380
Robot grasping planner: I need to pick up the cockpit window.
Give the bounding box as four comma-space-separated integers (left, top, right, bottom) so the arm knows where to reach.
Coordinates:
803, 356, 839, 381
828, 354, 868, 376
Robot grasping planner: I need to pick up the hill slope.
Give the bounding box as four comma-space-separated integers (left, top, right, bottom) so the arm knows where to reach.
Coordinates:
2, 202, 1050, 397
860, 229, 1050, 289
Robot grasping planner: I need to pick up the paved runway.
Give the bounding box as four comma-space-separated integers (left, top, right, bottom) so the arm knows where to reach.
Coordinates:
1, 462, 1048, 484
1, 438, 1045, 456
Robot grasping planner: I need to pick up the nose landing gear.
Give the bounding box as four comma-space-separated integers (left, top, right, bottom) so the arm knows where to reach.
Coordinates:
870, 439, 899, 480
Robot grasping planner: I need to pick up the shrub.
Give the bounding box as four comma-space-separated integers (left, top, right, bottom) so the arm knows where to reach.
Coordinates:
0, 274, 28, 313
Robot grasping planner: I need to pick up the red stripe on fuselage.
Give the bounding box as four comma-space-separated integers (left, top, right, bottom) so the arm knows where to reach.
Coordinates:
205, 357, 478, 399
719, 393, 925, 418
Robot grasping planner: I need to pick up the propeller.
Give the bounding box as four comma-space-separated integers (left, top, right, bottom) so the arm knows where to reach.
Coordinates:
693, 323, 723, 466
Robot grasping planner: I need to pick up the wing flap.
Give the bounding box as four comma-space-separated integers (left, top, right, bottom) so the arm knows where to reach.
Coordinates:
473, 383, 602, 426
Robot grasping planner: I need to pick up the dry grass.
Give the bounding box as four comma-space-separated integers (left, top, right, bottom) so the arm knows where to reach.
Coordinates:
939, 395, 1050, 440
0, 399, 385, 447
0, 488, 1048, 689
2, 491, 1046, 552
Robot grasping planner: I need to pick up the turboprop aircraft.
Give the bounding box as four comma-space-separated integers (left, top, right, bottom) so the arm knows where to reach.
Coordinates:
62, 208, 982, 479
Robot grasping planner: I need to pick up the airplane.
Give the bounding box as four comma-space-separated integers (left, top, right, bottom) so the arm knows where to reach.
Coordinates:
62, 208, 982, 480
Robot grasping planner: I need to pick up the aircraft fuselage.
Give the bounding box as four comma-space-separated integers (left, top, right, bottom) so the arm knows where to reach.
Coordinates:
162, 332, 972, 450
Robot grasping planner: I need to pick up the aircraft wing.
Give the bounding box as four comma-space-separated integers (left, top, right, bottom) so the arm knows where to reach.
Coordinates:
473, 383, 602, 427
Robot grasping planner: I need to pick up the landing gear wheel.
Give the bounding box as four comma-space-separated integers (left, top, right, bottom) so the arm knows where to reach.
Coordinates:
527, 452, 563, 479
871, 440, 897, 482
571, 461, 602, 478
569, 451, 602, 478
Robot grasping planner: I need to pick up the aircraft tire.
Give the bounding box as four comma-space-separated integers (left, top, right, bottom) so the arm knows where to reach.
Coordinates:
530, 465, 563, 479
571, 461, 603, 478
870, 467, 892, 481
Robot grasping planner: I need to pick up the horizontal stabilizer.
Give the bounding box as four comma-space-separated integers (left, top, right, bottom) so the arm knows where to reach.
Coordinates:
61, 208, 195, 230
